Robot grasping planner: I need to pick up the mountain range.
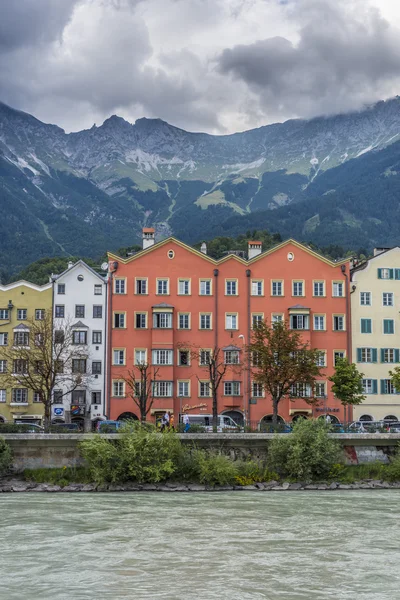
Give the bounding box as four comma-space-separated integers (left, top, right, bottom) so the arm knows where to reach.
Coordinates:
2, 97, 400, 274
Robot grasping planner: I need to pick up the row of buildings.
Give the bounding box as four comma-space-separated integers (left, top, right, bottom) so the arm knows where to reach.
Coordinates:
1, 229, 399, 428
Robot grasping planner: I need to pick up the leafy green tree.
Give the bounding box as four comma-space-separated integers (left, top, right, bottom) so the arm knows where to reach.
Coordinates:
328, 358, 365, 423
247, 320, 323, 426
389, 367, 400, 395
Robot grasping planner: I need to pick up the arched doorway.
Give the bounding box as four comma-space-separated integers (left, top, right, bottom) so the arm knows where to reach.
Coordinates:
222, 410, 244, 427
0, 416, 5, 423
359, 414, 373, 422
318, 414, 340, 424
260, 414, 285, 432
71, 416, 85, 431
292, 413, 309, 423
117, 412, 139, 421
383, 415, 398, 422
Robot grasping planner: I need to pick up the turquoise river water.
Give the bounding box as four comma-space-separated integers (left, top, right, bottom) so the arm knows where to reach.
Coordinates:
0, 491, 399, 600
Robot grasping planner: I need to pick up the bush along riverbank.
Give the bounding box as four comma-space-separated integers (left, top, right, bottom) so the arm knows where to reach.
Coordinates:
2, 420, 400, 492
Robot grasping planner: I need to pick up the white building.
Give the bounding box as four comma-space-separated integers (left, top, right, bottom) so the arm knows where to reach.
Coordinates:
51, 261, 107, 429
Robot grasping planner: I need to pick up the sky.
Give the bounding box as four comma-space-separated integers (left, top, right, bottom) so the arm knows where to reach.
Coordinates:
1, 0, 400, 134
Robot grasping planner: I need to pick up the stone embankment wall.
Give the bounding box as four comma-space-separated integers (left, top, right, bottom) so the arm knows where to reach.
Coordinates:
2, 433, 400, 472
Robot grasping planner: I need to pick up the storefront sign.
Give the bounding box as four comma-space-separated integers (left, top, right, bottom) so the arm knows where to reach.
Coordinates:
182, 402, 208, 412
53, 407, 64, 417
71, 405, 86, 416
316, 407, 340, 413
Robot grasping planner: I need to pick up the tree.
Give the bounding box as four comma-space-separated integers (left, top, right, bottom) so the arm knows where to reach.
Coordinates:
2, 313, 92, 430
328, 358, 365, 423
247, 320, 323, 426
123, 363, 159, 422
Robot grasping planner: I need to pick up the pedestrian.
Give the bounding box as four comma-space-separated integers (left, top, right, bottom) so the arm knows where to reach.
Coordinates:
183, 413, 190, 433
170, 413, 175, 431
325, 414, 332, 424
161, 411, 170, 432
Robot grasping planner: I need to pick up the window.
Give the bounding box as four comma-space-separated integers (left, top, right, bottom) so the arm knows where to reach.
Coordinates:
72, 359, 87, 374
382, 379, 396, 395
157, 279, 169, 295
94, 284, 103, 295
14, 332, 29, 346
57, 284, 65, 295
178, 313, 190, 329
135, 349, 147, 365
271, 281, 283, 296
113, 350, 125, 365
313, 315, 325, 331
360, 292, 371, 306
114, 278, 126, 294
54, 330, 64, 344
152, 350, 173, 365
357, 348, 377, 363
0, 333, 8, 346
200, 314, 212, 329
252, 351, 261, 367
35, 333, 44, 347
199, 279, 211, 295
200, 350, 211, 366
252, 314, 263, 328
17, 309, 27, 320
334, 351, 346, 365
316, 351, 326, 367
136, 279, 148, 295
252, 382, 263, 397
378, 268, 393, 280
332, 282, 344, 297
55, 360, 64, 374
290, 383, 312, 398
313, 281, 325, 297
0, 390, 6, 402
114, 313, 125, 328
362, 379, 377, 394
178, 381, 190, 397
72, 330, 87, 345
0, 360, 7, 373
33, 392, 42, 403
92, 361, 102, 374
72, 390, 86, 404
224, 381, 241, 396
361, 318, 372, 334
35, 309, 45, 320
0, 309, 9, 320
315, 382, 326, 398
153, 312, 172, 328
290, 314, 309, 330
55, 305, 65, 318
178, 350, 190, 366
272, 314, 283, 324
75, 305, 85, 318
13, 360, 28, 374
225, 313, 238, 330
12, 389, 28, 403
93, 305, 103, 319
333, 315, 345, 331
92, 331, 102, 344
153, 381, 172, 397
225, 279, 237, 295
224, 350, 240, 365
251, 280, 263, 296
53, 390, 63, 404
383, 319, 394, 334
292, 281, 304, 296
113, 381, 125, 397
92, 391, 101, 405
178, 279, 190, 295
135, 313, 147, 329
199, 381, 211, 397
383, 292, 394, 307
381, 348, 399, 363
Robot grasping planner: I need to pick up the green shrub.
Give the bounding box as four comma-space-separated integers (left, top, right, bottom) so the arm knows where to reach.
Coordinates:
195, 450, 237, 486
0, 437, 12, 476
23, 467, 91, 485
267, 419, 341, 482
386, 455, 400, 481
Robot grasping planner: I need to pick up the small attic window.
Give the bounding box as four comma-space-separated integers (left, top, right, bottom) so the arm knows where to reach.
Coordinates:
168, 250, 175, 259
77, 274, 84, 281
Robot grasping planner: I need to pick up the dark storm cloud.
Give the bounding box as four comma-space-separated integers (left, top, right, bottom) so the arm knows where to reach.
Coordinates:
217, 0, 400, 118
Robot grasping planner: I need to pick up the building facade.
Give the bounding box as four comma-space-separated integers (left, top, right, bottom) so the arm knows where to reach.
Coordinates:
0, 281, 52, 425
51, 261, 107, 428
108, 232, 351, 425
351, 247, 400, 421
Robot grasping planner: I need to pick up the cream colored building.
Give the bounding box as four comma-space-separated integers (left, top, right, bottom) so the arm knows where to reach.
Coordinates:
351, 247, 400, 421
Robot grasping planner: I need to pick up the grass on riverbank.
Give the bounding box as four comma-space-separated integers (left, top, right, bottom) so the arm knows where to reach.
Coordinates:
23, 467, 92, 487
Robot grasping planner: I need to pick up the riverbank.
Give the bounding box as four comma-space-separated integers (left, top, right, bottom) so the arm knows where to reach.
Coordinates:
2, 477, 400, 492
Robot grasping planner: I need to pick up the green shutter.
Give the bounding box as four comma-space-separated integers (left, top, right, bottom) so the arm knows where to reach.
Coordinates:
390, 269, 394, 279
366, 319, 371, 333
361, 319, 366, 334
377, 268, 382, 279
381, 348, 386, 362
395, 269, 400, 280
395, 349, 400, 363
357, 348, 362, 362
372, 348, 378, 363
384, 319, 394, 334
372, 380, 378, 394
381, 379, 386, 394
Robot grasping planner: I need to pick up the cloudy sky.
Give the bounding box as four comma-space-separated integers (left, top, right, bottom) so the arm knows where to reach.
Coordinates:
1, 0, 400, 133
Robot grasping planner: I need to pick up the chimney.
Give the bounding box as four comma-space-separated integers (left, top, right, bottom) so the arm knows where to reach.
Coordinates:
67, 260, 74, 269
142, 227, 155, 249
248, 241, 262, 260
200, 242, 207, 255
374, 247, 391, 257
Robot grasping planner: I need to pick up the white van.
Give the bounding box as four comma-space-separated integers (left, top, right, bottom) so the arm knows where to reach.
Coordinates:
180, 414, 242, 432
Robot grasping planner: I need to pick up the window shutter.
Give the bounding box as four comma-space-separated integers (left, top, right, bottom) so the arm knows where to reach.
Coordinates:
377, 268, 382, 279
372, 348, 378, 363
389, 269, 394, 279
361, 319, 365, 334
395, 269, 400, 280
381, 348, 385, 363
372, 380, 378, 394
357, 348, 362, 362
381, 379, 386, 394
396, 349, 400, 363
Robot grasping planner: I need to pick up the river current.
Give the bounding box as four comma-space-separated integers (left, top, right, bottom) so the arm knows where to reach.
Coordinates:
0, 491, 399, 600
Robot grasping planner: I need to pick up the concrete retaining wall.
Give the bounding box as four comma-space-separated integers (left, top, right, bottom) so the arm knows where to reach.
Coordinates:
2, 433, 400, 472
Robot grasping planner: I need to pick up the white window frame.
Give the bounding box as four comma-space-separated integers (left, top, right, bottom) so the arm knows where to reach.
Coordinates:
114, 279, 126, 295
292, 281, 304, 297
113, 349, 125, 366
178, 279, 191, 295
225, 313, 238, 330
225, 279, 238, 296
383, 292, 394, 307
152, 350, 173, 366
157, 279, 169, 295
251, 280, 263, 296
360, 292, 371, 306
199, 279, 212, 296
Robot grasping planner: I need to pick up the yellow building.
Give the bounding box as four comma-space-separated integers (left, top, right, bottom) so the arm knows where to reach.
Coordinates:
351, 247, 400, 422
0, 281, 52, 425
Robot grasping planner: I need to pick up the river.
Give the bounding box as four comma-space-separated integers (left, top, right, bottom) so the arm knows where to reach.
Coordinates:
0, 491, 399, 600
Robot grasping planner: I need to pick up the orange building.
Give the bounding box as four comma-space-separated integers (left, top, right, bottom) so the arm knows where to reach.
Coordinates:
107, 231, 351, 426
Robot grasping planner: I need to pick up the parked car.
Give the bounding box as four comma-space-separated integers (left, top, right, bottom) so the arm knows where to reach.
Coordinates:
96, 420, 124, 433
13, 422, 44, 433
179, 414, 242, 432
49, 423, 82, 432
